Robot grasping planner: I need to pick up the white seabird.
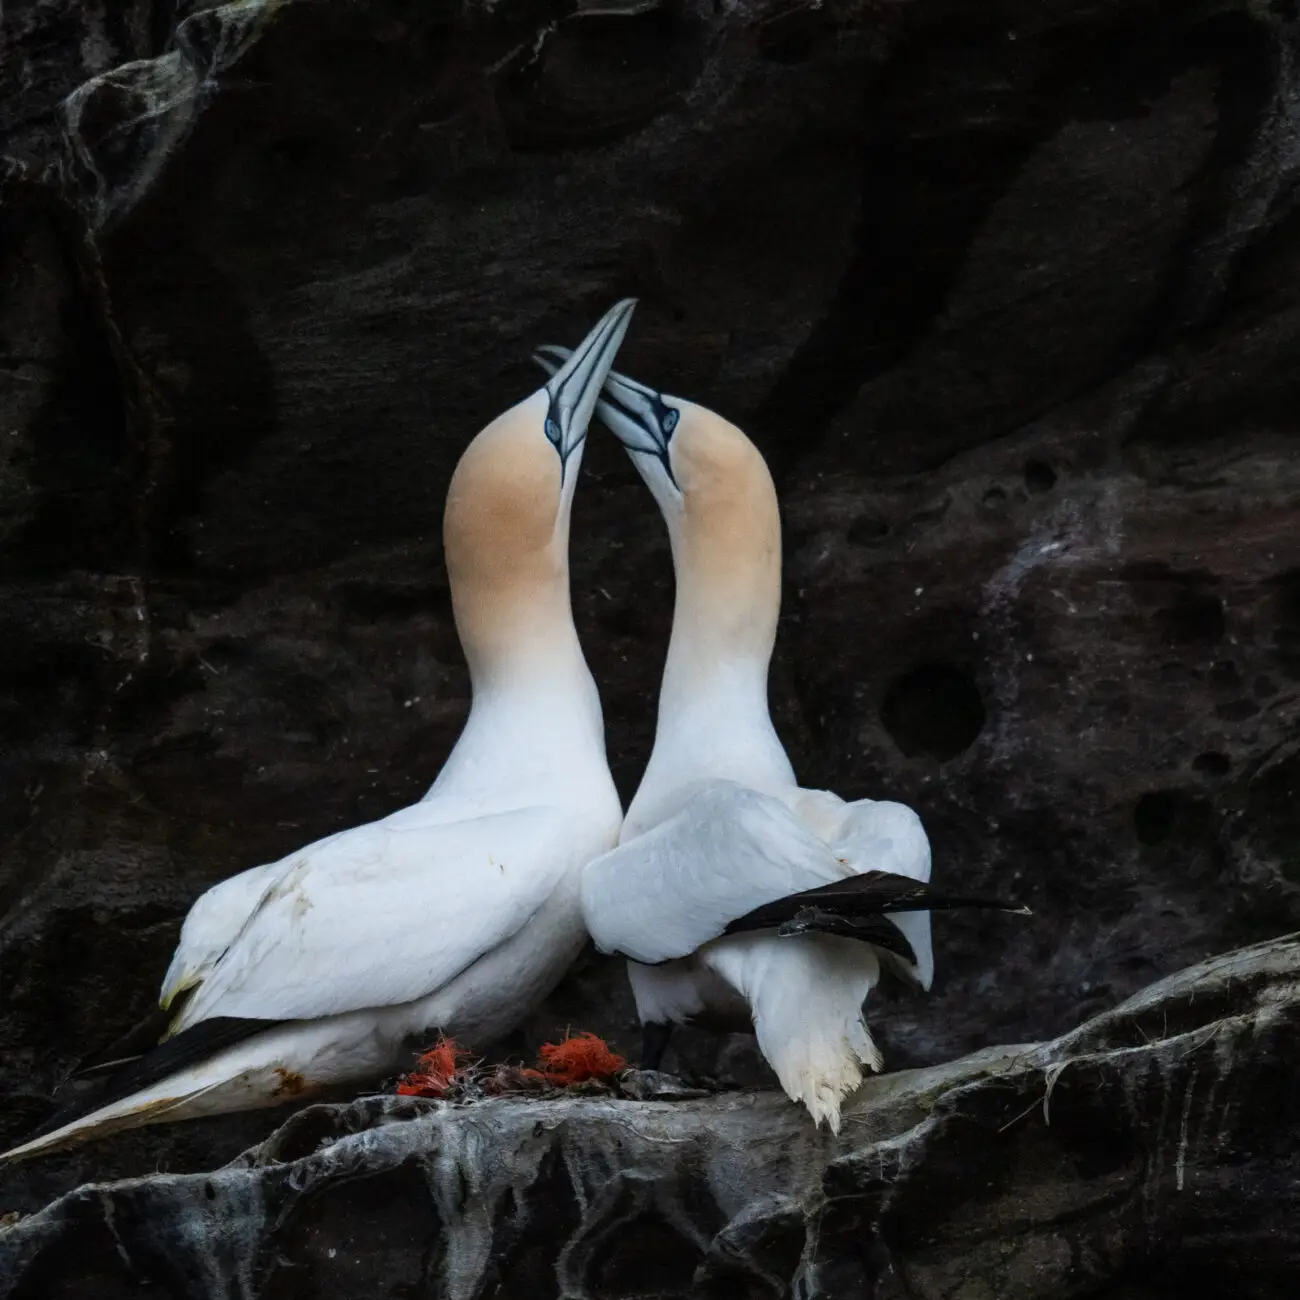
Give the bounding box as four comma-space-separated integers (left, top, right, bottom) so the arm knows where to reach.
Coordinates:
534, 347, 1027, 1132
1, 299, 637, 1162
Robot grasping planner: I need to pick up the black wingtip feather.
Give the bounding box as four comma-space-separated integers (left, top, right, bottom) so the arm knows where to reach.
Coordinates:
773, 908, 920, 962
22, 1016, 280, 1143
72, 998, 189, 1080
724, 870, 1030, 951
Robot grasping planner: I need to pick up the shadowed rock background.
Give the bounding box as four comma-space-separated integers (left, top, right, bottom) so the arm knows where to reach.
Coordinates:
1, 0, 1299, 1282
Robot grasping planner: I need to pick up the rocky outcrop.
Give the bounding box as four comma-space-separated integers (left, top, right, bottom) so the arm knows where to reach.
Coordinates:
2, 0, 1300, 1243
3, 934, 1298, 1298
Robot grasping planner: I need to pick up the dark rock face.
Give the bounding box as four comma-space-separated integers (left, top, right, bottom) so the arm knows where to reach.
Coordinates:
3, 935, 1299, 1298
2, 0, 1300, 1242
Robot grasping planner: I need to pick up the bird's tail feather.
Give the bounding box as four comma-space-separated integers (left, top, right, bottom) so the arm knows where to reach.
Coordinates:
1, 1078, 234, 1163
704, 934, 883, 1135
2, 1016, 280, 1163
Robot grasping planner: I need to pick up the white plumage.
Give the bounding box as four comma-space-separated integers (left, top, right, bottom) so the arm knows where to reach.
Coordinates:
583, 780, 932, 986
6, 806, 610, 1158
532, 346, 957, 1133
2, 299, 637, 1162
181, 804, 598, 1027
585, 781, 934, 1131
159, 860, 280, 1011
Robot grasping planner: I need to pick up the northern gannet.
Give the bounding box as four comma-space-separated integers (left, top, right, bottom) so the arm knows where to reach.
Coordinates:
1, 300, 637, 1162
533, 348, 1027, 1132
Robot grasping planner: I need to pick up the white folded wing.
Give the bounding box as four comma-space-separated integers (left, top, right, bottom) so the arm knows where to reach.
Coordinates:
160, 861, 284, 1010
582, 779, 935, 987
175, 803, 579, 1029
157, 795, 529, 1014
581, 780, 854, 965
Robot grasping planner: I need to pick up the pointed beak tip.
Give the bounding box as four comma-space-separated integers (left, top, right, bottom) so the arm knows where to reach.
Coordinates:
539, 300, 639, 467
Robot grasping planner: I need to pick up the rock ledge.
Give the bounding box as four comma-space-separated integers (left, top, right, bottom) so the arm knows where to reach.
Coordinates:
2, 934, 1297, 1298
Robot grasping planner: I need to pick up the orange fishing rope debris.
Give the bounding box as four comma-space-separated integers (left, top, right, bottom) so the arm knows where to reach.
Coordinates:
524, 1031, 626, 1086
396, 1035, 473, 1098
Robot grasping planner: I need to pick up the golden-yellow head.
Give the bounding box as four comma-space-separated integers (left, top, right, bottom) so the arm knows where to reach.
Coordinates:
444, 299, 635, 671
532, 348, 781, 657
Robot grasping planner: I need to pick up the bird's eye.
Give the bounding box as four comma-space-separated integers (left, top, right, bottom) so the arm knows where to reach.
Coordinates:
545, 417, 562, 447
662, 409, 679, 436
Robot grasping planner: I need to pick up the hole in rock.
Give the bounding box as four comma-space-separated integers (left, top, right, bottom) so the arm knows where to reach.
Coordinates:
981, 485, 1008, 508
847, 514, 890, 546
881, 662, 986, 761
1133, 791, 1180, 846
1023, 458, 1057, 493
1192, 751, 1231, 778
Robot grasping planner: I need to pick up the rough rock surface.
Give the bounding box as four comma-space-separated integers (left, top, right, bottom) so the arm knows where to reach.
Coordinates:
2, 0, 1300, 1229
3, 933, 1298, 1298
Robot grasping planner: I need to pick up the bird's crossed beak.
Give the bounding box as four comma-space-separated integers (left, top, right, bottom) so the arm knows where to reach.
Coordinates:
541, 299, 637, 478
533, 343, 680, 489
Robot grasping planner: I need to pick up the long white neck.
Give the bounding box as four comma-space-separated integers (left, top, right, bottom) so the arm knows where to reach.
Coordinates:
424, 423, 616, 817
429, 631, 613, 814
624, 527, 795, 838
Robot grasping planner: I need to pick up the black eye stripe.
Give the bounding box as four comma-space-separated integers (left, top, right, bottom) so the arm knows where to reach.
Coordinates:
654, 397, 677, 437
544, 414, 585, 482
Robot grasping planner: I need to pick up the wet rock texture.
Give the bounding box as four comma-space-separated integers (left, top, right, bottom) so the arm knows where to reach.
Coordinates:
2, 0, 1300, 1254
3, 934, 1299, 1298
